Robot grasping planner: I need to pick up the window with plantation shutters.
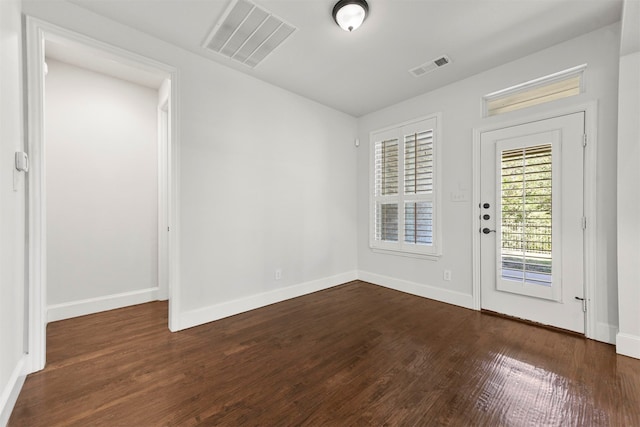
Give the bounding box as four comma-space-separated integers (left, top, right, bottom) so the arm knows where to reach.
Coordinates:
370, 115, 441, 256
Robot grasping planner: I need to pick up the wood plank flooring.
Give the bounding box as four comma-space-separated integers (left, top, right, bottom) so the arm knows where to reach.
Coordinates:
9, 281, 640, 426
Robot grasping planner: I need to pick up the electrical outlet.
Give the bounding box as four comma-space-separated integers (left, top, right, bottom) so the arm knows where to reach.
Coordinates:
443, 270, 452, 281
274, 269, 282, 280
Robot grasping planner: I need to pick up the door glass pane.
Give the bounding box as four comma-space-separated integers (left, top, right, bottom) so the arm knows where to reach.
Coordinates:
501, 144, 552, 286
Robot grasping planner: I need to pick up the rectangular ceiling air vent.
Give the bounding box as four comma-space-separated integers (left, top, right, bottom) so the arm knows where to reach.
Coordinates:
203, 0, 296, 68
409, 55, 451, 78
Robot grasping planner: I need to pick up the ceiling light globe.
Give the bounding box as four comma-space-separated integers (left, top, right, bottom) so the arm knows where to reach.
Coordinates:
333, 0, 369, 32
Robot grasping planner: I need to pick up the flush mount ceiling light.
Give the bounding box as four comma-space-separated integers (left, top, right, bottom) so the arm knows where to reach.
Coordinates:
332, 0, 369, 32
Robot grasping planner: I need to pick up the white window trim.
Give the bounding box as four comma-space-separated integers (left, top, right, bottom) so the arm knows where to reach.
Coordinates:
369, 113, 442, 259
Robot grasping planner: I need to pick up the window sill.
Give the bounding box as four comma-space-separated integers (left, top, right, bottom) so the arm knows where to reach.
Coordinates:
371, 247, 442, 261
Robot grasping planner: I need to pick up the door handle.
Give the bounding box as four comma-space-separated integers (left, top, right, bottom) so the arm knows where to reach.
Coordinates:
482, 228, 496, 234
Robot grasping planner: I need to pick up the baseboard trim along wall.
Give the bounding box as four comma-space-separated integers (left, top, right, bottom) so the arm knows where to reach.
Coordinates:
47, 287, 160, 322
358, 271, 475, 310
177, 271, 359, 331
0, 355, 26, 427
616, 333, 640, 359
596, 322, 618, 345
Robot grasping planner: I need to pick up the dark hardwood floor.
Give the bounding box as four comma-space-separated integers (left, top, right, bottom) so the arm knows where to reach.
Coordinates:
9, 281, 640, 426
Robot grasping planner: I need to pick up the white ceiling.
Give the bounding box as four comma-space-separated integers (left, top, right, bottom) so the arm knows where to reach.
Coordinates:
67, 0, 623, 117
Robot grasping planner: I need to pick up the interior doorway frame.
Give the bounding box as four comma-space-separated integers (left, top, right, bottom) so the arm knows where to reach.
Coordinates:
471, 101, 598, 340
24, 16, 181, 374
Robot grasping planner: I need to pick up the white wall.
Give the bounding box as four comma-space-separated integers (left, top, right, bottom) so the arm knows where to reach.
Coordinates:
616, 0, 640, 359
177, 50, 358, 327
0, 0, 27, 423
18, 0, 624, 346
45, 59, 159, 318
357, 24, 621, 343
22, 1, 359, 329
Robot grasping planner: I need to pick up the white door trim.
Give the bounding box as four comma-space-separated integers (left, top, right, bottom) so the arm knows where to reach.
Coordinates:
24, 16, 181, 373
472, 101, 598, 340
158, 97, 169, 301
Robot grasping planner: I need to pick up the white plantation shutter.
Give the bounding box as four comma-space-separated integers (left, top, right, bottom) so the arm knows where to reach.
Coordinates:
405, 201, 433, 245
374, 139, 399, 242
404, 130, 433, 194
403, 130, 434, 246
371, 115, 440, 256
375, 203, 398, 242
375, 139, 399, 196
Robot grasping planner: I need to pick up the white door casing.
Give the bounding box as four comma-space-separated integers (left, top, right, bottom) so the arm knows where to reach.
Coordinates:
25, 16, 180, 373
479, 112, 586, 333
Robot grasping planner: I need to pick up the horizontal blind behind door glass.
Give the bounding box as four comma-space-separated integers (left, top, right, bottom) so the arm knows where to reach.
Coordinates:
404, 130, 433, 194
501, 144, 552, 286
375, 139, 399, 196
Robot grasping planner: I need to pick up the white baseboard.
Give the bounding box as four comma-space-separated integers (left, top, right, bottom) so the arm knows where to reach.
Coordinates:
358, 271, 475, 310
616, 332, 640, 359
0, 354, 26, 427
157, 287, 169, 301
177, 271, 358, 331
595, 322, 618, 345
47, 287, 160, 322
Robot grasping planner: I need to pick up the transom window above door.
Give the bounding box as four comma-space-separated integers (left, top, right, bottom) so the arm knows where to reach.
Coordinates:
483, 64, 586, 117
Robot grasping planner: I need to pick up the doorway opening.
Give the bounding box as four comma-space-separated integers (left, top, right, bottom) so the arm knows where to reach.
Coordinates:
25, 17, 179, 374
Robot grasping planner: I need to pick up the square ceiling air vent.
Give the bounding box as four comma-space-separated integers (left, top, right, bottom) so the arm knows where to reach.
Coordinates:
409, 55, 451, 77
203, 0, 296, 68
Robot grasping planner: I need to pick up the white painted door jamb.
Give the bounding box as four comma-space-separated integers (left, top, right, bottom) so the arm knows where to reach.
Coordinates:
24, 16, 181, 374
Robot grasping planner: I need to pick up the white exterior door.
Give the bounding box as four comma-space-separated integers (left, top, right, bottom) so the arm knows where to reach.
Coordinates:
480, 113, 586, 333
